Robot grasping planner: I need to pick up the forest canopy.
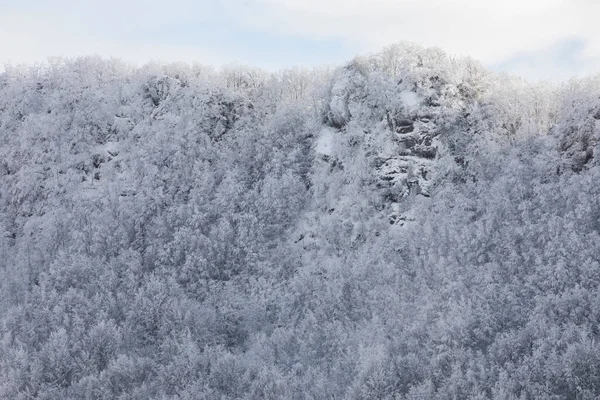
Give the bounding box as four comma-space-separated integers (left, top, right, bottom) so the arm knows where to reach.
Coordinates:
1, 43, 600, 399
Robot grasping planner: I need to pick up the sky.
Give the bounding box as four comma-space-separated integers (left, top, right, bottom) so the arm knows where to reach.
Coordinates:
0, 0, 598, 81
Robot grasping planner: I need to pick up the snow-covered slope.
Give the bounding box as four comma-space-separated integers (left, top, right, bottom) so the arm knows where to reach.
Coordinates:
1, 45, 600, 399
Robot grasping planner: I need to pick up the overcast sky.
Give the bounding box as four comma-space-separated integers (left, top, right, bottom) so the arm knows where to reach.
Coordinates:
1, 0, 598, 81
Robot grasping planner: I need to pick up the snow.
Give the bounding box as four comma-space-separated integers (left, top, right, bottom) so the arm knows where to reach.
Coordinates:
400, 90, 420, 110
96, 141, 120, 157
3, 44, 600, 400
316, 128, 335, 156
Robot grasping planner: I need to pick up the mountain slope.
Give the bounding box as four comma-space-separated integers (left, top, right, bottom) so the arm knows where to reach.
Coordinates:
1, 45, 600, 399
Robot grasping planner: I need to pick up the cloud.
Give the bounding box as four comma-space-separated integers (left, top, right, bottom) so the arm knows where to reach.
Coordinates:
0, 10, 230, 69
1, 0, 599, 79
492, 38, 600, 82
229, 0, 600, 77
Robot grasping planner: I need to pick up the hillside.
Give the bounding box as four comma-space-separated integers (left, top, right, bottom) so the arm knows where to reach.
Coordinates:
1, 44, 600, 399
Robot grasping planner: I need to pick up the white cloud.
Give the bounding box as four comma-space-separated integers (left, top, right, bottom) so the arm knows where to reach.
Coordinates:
232, 0, 600, 75
0, 5, 229, 69
1, 0, 599, 79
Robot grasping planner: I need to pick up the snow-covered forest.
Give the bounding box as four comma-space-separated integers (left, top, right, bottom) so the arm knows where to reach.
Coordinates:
1, 43, 600, 399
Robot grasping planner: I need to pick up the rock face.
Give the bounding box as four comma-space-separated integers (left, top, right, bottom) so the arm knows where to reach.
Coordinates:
320, 56, 469, 224
548, 77, 600, 172
557, 110, 600, 172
